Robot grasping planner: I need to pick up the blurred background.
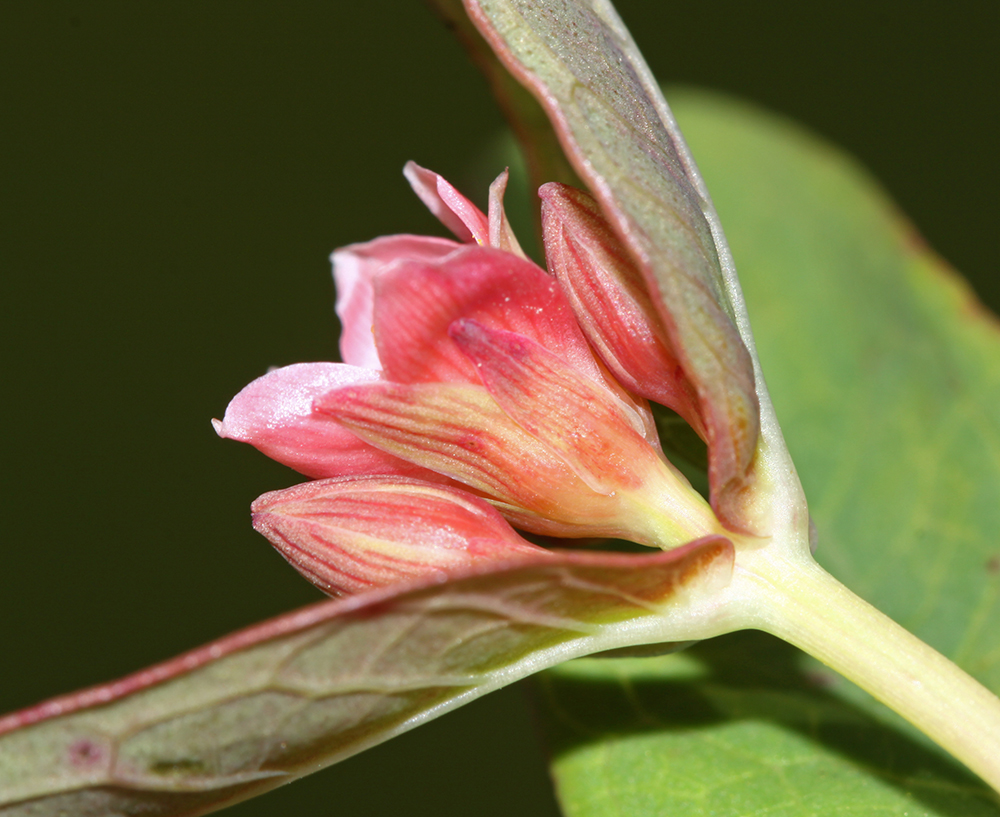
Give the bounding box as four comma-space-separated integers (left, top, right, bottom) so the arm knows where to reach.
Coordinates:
0, 2, 995, 815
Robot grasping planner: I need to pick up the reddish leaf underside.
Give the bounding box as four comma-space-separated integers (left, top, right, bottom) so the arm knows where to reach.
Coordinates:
0, 539, 732, 817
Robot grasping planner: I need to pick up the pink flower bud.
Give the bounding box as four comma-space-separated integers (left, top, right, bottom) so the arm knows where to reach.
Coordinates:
252, 476, 547, 597
540, 182, 706, 438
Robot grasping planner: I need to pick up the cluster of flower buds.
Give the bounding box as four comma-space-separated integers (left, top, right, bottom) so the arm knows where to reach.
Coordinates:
214, 164, 724, 596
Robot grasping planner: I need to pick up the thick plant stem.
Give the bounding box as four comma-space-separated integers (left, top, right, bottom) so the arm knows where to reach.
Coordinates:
732, 548, 1000, 792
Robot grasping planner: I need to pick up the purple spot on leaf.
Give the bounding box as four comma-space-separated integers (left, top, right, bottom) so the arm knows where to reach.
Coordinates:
68, 738, 106, 768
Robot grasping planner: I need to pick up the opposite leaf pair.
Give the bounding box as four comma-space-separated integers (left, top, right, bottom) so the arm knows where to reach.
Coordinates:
215, 162, 732, 596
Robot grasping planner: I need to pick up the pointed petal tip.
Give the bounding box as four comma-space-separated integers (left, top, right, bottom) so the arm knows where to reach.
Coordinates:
487, 167, 526, 258
402, 161, 488, 245
538, 180, 591, 207
249, 508, 276, 539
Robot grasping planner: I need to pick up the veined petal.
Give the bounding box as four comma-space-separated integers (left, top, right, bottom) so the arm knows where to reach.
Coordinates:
403, 161, 489, 245
213, 363, 435, 481
315, 381, 648, 540
449, 320, 722, 547
332, 234, 461, 368
541, 183, 705, 437
252, 476, 548, 597
487, 168, 526, 258
374, 244, 602, 386
449, 319, 658, 494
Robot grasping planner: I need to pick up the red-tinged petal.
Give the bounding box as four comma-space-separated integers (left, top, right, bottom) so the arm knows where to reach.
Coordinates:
541, 182, 706, 437
449, 319, 660, 494
332, 234, 462, 368
252, 476, 548, 597
213, 363, 439, 481
315, 381, 645, 539
374, 244, 602, 386
487, 167, 526, 257
403, 161, 489, 245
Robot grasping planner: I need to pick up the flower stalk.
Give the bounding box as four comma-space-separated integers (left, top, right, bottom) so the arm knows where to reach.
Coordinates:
717, 546, 1000, 790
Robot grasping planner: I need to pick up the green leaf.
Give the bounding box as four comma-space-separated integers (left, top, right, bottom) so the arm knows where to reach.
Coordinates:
538, 90, 1000, 816
0, 540, 732, 816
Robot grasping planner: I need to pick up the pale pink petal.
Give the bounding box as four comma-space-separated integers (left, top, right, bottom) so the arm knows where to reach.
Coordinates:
374, 244, 603, 386
540, 183, 706, 438
332, 234, 461, 368
252, 476, 548, 597
213, 362, 432, 480
487, 168, 526, 258
403, 161, 489, 245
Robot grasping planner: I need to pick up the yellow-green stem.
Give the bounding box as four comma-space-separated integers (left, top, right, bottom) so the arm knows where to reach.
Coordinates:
729, 548, 1000, 792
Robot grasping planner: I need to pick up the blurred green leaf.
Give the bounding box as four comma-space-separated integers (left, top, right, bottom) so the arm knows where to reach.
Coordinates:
540, 89, 1000, 816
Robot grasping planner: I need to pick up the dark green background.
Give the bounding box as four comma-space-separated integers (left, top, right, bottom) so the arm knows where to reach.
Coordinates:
0, 3, 995, 815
